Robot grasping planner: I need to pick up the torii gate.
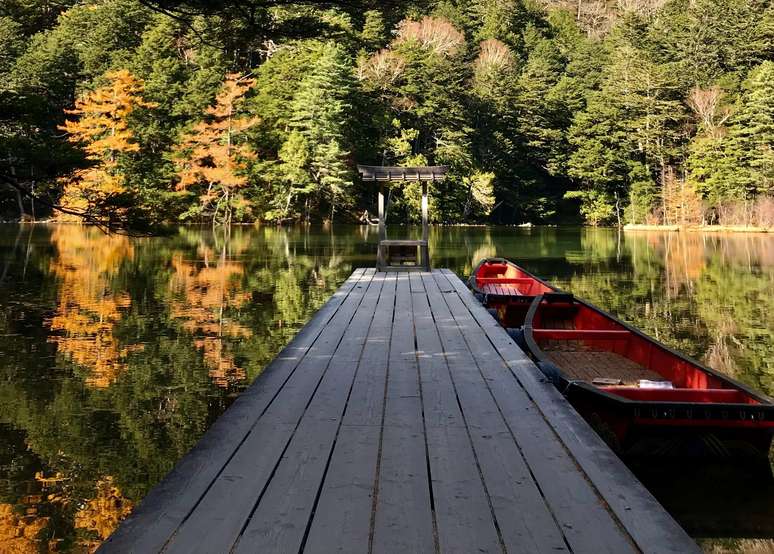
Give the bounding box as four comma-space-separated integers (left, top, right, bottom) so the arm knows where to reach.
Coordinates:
357, 165, 448, 272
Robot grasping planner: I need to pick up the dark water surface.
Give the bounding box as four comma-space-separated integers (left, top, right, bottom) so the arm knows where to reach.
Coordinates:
0, 223, 772, 552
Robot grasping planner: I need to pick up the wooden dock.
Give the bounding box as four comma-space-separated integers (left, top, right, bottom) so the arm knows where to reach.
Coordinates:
101, 269, 699, 554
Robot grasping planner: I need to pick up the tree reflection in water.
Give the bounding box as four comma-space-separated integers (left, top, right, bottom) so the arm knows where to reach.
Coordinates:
0, 224, 771, 552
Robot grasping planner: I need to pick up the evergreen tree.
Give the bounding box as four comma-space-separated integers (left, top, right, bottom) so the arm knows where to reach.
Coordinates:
287, 42, 353, 221
1, 0, 772, 226
567, 41, 684, 225
0, 17, 23, 76
513, 31, 565, 176
272, 131, 315, 221
360, 10, 388, 52
685, 85, 736, 203
723, 61, 774, 199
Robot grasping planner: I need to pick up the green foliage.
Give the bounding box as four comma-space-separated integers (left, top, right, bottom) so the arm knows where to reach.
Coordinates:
288, 41, 354, 220
723, 62, 774, 198
0, 0, 772, 225
360, 9, 388, 51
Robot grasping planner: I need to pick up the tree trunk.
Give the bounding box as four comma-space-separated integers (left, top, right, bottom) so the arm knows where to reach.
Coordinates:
15, 187, 25, 220
661, 164, 668, 225
8, 164, 25, 220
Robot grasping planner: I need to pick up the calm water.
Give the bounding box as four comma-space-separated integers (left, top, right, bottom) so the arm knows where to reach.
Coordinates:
0, 223, 772, 552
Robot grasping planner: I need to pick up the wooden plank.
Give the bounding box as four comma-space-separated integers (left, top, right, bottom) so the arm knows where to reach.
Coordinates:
232, 275, 386, 552
341, 273, 396, 426
371, 273, 436, 554
162, 271, 377, 553
98, 268, 369, 554
421, 273, 569, 553
304, 275, 398, 553
301, 425, 381, 554
426, 426, 503, 553
412, 286, 462, 429
409, 270, 425, 294
411, 279, 502, 553
438, 269, 701, 554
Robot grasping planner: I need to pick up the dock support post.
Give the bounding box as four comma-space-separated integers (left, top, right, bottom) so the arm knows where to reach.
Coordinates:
377, 184, 386, 270
421, 181, 429, 270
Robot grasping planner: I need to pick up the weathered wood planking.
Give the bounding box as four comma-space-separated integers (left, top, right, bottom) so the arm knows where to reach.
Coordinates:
100, 269, 700, 554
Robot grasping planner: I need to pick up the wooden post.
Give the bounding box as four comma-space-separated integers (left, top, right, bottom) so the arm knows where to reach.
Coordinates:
421, 181, 429, 270
378, 184, 385, 240
421, 181, 428, 241
377, 184, 386, 270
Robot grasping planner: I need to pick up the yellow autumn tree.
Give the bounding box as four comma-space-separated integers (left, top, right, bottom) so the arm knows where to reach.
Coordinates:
175, 73, 258, 225
58, 69, 155, 221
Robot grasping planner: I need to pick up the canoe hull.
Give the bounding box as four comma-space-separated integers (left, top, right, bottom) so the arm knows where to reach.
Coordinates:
525, 294, 774, 459
564, 381, 774, 458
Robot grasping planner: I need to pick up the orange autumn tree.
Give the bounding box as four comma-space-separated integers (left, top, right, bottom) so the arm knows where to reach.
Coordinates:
174, 73, 258, 225
58, 69, 155, 222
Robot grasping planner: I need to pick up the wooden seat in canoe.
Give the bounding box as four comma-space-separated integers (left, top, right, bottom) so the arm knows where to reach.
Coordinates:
481, 283, 524, 296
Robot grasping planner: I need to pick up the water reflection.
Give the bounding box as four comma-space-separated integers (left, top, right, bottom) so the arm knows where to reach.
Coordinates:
0, 224, 771, 552
48, 226, 135, 388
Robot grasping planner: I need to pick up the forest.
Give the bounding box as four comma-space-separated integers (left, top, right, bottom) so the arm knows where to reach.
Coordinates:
1, 0, 773, 228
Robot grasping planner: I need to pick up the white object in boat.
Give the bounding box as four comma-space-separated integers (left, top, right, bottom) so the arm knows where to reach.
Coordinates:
638, 380, 674, 389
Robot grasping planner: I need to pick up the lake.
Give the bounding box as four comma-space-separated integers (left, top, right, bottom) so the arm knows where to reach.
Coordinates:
0, 223, 772, 552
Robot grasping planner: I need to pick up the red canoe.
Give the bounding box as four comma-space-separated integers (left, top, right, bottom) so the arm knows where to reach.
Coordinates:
468, 258, 556, 327
470, 258, 774, 458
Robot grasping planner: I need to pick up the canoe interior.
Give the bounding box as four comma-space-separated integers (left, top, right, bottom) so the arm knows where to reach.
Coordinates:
531, 302, 763, 405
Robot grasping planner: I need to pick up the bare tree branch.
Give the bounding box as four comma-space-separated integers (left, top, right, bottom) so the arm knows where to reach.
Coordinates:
1, 173, 154, 237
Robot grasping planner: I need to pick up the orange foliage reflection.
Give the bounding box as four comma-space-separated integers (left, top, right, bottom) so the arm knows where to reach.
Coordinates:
75, 477, 133, 548
640, 231, 774, 297
0, 502, 50, 553
170, 247, 251, 388
643, 233, 707, 297
48, 226, 134, 388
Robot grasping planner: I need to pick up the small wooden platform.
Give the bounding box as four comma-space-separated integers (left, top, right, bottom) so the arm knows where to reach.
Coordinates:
100, 269, 699, 554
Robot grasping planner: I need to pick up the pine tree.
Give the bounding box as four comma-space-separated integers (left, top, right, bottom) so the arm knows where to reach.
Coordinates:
567, 42, 684, 225
287, 42, 353, 221
174, 73, 258, 225
514, 34, 565, 175
685, 86, 736, 203
723, 61, 774, 199
273, 130, 315, 221
58, 69, 155, 221
361, 10, 388, 52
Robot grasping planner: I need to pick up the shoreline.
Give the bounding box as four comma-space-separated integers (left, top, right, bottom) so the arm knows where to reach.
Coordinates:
623, 224, 771, 234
